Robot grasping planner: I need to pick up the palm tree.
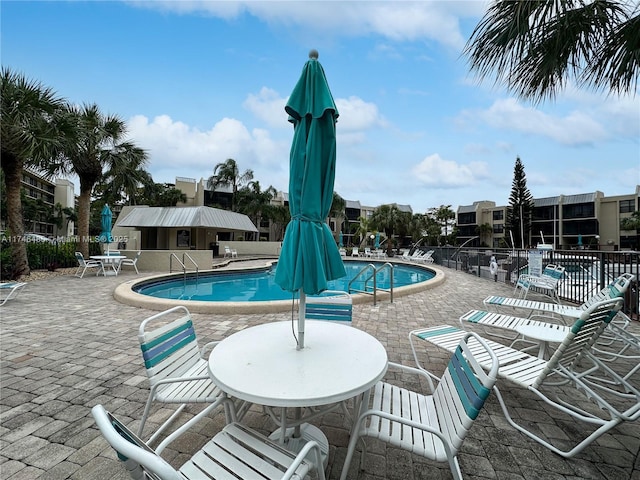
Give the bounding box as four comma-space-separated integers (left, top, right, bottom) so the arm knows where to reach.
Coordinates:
54, 103, 148, 257
430, 205, 456, 244
100, 156, 153, 206
1, 68, 68, 277
370, 204, 403, 255
236, 181, 277, 240
476, 222, 494, 247
266, 204, 290, 242
465, 0, 639, 102
207, 158, 254, 212
329, 192, 347, 235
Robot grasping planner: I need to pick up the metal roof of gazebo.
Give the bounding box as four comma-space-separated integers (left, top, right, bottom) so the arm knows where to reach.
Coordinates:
115, 206, 258, 233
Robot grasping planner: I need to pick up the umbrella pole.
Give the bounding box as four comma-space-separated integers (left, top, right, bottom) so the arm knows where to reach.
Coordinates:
298, 290, 306, 350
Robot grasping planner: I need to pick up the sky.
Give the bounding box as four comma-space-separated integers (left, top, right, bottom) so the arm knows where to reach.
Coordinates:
2, 0, 639, 213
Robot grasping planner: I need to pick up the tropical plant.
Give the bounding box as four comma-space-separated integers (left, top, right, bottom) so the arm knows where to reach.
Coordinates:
236, 181, 277, 240
266, 204, 290, 242
207, 158, 254, 212
620, 211, 640, 231
370, 204, 404, 255
53, 103, 148, 257
99, 161, 153, 206
51, 202, 77, 237
506, 156, 534, 249
1, 67, 68, 278
429, 205, 456, 244
465, 0, 639, 102
476, 222, 494, 247
329, 192, 347, 233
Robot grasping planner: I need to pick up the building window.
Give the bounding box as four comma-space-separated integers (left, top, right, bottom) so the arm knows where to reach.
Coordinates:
620, 199, 635, 214
563, 203, 595, 219
492, 211, 503, 221
458, 212, 476, 224
493, 224, 504, 233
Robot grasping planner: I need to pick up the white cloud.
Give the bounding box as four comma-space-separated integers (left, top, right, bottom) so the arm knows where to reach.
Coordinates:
243, 87, 288, 128
459, 98, 608, 145
335, 96, 387, 132
127, 114, 288, 185
412, 153, 490, 187
130, 1, 481, 49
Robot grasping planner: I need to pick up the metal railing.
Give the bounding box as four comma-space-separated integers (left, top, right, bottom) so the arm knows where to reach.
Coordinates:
169, 253, 199, 285
348, 262, 394, 306
432, 246, 639, 318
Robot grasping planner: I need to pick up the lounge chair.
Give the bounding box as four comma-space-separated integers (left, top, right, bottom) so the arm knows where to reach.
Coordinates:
137, 306, 248, 444
340, 332, 498, 480
410, 297, 640, 458
414, 249, 435, 264
74, 252, 104, 278
351, 247, 359, 257
513, 263, 566, 303
92, 402, 326, 480
0, 282, 27, 306
117, 251, 141, 274
483, 273, 635, 323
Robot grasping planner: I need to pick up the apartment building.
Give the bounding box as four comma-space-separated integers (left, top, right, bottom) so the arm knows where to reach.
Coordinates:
16, 169, 75, 238
457, 186, 640, 251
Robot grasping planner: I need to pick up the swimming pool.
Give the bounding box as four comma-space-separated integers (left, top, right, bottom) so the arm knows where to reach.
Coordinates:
115, 259, 444, 314
133, 261, 435, 302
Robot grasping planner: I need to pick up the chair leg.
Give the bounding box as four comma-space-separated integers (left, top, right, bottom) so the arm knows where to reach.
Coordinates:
340, 426, 363, 480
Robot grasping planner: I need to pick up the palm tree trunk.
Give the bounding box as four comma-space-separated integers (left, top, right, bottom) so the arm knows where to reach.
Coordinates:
3, 154, 29, 278
77, 184, 92, 258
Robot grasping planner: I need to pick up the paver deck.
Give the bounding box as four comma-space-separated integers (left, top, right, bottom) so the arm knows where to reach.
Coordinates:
1, 261, 638, 479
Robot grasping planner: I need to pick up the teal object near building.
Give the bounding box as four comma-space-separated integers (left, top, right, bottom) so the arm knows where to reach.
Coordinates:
275, 51, 346, 297
99, 204, 114, 244
374, 232, 380, 249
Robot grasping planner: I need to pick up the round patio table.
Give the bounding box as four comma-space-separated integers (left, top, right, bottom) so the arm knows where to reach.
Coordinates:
515, 324, 568, 359
90, 255, 126, 276
208, 320, 388, 463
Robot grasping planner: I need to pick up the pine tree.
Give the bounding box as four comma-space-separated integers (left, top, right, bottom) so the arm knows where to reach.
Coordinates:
506, 157, 534, 249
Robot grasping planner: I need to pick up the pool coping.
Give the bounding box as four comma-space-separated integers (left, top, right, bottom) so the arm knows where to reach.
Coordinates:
113, 258, 446, 314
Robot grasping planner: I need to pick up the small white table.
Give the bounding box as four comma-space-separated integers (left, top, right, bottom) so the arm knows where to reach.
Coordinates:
208, 321, 388, 463
90, 255, 126, 276
515, 324, 569, 359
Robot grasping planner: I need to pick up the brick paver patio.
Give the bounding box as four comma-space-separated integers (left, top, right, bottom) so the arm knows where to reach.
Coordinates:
1, 261, 638, 479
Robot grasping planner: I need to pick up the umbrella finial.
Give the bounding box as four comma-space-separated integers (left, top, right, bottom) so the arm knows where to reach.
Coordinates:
309, 49, 319, 60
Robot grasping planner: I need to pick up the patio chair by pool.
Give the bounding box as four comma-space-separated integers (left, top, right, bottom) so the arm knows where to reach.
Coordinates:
117, 251, 141, 274
351, 247, 359, 257
303, 290, 352, 325
74, 252, 104, 278
513, 264, 566, 303
223, 245, 238, 258
92, 402, 326, 480
340, 332, 498, 480
410, 297, 640, 458
484, 273, 635, 322
137, 306, 248, 444
0, 282, 27, 306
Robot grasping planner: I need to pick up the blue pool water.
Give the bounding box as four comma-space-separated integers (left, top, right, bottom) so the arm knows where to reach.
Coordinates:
134, 261, 435, 302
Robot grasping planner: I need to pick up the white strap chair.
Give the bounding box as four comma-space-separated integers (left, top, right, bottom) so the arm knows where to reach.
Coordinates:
92, 401, 326, 480
340, 332, 498, 480
74, 252, 104, 278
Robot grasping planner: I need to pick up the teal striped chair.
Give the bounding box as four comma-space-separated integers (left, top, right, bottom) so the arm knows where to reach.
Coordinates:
303, 290, 352, 325
339, 332, 498, 480
137, 306, 237, 444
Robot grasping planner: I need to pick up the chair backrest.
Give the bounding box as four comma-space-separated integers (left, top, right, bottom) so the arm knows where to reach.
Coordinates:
138, 306, 202, 387
224, 246, 231, 253
534, 297, 623, 388
303, 291, 352, 324
434, 332, 498, 452
582, 273, 635, 310
75, 252, 86, 266
132, 251, 142, 262
91, 405, 181, 480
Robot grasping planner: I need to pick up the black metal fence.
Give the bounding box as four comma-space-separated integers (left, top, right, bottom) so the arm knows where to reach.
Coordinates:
429, 246, 639, 319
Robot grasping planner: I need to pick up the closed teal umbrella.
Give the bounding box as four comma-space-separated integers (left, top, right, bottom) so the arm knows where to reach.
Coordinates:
339, 231, 344, 248
374, 232, 380, 249
275, 50, 346, 349
99, 204, 114, 251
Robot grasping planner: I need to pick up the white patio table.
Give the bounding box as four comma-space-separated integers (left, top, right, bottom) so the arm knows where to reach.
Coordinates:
90, 255, 126, 276
208, 320, 388, 464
